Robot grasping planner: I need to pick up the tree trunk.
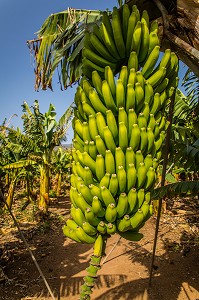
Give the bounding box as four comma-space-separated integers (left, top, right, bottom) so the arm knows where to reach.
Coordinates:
4, 179, 16, 210
56, 172, 62, 197
39, 164, 50, 214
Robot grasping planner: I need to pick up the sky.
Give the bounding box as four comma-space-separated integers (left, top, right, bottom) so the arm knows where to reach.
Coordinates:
0, 0, 188, 144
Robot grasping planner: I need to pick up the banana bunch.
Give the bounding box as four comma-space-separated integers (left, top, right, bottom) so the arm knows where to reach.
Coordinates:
63, 4, 179, 299
65, 65, 177, 244
81, 4, 179, 87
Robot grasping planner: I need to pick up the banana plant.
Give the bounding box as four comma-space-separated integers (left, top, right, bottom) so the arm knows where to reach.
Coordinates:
21, 100, 73, 213
0, 127, 36, 209
51, 147, 72, 196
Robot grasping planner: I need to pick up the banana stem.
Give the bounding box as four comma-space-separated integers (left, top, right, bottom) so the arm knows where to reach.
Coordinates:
79, 236, 107, 300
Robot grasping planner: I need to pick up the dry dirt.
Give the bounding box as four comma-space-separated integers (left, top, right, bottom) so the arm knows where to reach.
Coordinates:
0, 193, 199, 300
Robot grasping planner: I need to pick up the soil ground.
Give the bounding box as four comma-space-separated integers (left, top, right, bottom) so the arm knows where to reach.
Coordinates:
0, 190, 199, 300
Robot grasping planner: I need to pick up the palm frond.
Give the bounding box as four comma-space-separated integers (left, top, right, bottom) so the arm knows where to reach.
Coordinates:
182, 68, 199, 114
27, 8, 105, 91
152, 180, 199, 199
3, 160, 36, 170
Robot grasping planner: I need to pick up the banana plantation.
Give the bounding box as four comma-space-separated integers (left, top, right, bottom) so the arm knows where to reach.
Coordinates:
0, 0, 199, 300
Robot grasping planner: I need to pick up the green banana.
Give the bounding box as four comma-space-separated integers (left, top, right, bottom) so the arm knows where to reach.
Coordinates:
76, 161, 85, 179
122, 4, 131, 43
135, 150, 144, 169
129, 124, 141, 151
127, 163, 137, 191
119, 66, 128, 89
101, 185, 116, 207
109, 173, 119, 197
99, 173, 110, 189
117, 214, 131, 232
126, 12, 137, 56
137, 188, 145, 208
90, 32, 117, 63
88, 141, 97, 160
96, 112, 107, 139
71, 206, 86, 227
73, 138, 84, 153
140, 127, 148, 154
95, 154, 105, 182
115, 147, 125, 171
128, 109, 138, 140
105, 66, 116, 98
126, 83, 136, 111
128, 68, 137, 86
144, 82, 154, 105
95, 135, 106, 156
63, 225, 82, 243
126, 147, 136, 170
82, 151, 96, 174
140, 201, 150, 219
128, 51, 138, 71
116, 79, 125, 108
76, 192, 91, 212
135, 82, 145, 112
106, 110, 118, 141
148, 32, 160, 55
82, 122, 91, 142
150, 93, 161, 115
93, 234, 104, 257
84, 166, 94, 186
119, 122, 128, 151
117, 165, 127, 193
82, 221, 97, 236
130, 209, 144, 229
144, 154, 153, 170
88, 87, 107, 115
147, 67, 166, 88
131, 21, 142, 56
99, 22, 120, 59
92, 196, 105, 217
136, 162, 147, 189
141, 45, 160, 79
75, 226, 96, 244
92, 70, 103, 98
97, 221, 107, 234
66, 219, 79, 230
137, 112, 147, 129
116, 193, 129, 218
106, 222, 117, 235
139, 18, 150, 63
148, 114, 156, 131
89, 184, 102, 201
127, 188, 138, 213
79, 183, 93, 205
118, 107, 128, 128
70, 187, 78, 207
102, 80, 117, 114
82, 47, 115, 69
112, 6, 126, 58
105, 150, 116, 174
85, 207, 100, 227
145, 166, 156, 190
105, 203, 117, 223
103, 126, 116, 154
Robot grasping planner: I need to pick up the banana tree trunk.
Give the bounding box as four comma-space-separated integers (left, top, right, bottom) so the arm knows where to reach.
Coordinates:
4, 179, 17, 210
56, 172, 62, 197
39, 163, 50, 213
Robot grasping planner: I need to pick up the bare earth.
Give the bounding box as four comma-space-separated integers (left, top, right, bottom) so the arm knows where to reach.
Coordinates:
0, 193, 198, 300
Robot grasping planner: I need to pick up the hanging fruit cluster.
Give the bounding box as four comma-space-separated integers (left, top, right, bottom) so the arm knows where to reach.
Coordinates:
63, 4, 179, 299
